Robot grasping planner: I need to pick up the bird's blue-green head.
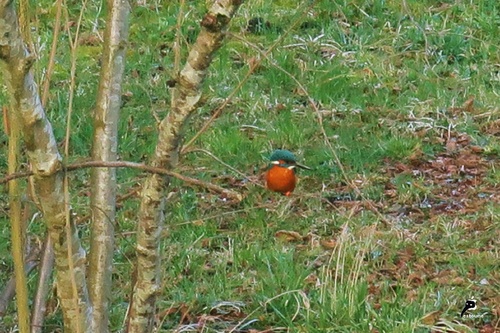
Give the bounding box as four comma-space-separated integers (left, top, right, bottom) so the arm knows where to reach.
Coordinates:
270, 149, 297, 163
269, 149, 311, 170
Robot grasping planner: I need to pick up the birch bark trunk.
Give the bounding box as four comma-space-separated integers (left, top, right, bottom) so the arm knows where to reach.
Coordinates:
0, 2, 92, 332
126, 1, 243, 332
88, 1, 130, 332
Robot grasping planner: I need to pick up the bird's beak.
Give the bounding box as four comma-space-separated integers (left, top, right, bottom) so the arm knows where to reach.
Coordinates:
296, 163, 312, 170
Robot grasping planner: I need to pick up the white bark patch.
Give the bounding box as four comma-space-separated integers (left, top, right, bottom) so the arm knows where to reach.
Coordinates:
20, 98, 43, 125
43, 122, 60, 150
212, 1, 231, 17
181, 63, 204, 86
39, 158, 61, 174
186, 92, 202, 107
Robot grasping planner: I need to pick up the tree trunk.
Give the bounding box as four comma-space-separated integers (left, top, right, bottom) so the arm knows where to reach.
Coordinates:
0, 1, 92, 332
126, 1, 243, 332
88, 0, 130, 332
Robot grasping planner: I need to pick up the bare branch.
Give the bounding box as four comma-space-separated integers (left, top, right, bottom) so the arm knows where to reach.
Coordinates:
0, 160, 243, 201
31, 237, 55, 333
0, 242, 40, 319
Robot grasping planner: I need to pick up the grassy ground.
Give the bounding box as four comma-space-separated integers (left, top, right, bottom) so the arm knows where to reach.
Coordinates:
1, 0, 499, 332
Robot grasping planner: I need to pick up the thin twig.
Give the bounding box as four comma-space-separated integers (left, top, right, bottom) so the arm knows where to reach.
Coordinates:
0, 160, 242, 201
73, 186, 141, 226
41, 0, 63, 107
30, 237, 54, 333
185, 148, 254, 180
228, 289, 306, 333
175, 203, 271, 226
0, 240, 41, 318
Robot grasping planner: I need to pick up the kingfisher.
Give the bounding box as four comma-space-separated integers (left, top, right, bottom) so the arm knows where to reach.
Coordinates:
265, 149, 311, 196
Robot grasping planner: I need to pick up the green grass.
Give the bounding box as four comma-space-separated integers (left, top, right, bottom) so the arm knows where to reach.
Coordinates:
1, 0, 500, 332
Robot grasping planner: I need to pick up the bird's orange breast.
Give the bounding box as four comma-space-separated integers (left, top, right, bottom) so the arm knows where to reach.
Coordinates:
265, 165, 296, 196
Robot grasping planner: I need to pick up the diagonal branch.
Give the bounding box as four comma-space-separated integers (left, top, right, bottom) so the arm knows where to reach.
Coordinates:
126, 1, 243, 332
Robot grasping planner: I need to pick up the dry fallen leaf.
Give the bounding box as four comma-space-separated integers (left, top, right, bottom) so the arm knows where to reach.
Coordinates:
407, 272, 425, 286
362, 67, 374, 77
463, 96, 475, 113
449, 277, 466, 286
157, 303, 191, 323
304, 273, 320, 287
482, 119, 500, 135
446, 138, 458, 153
275, 230, 303, 242
420, 310, 442, 325
479, 323, 495, 333
320, 239, 336, 249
